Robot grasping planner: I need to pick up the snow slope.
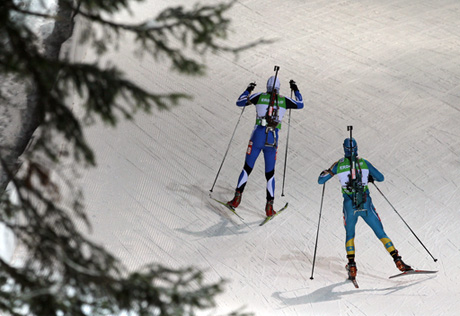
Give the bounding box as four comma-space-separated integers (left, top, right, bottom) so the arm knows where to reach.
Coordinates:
68, 0, 460, 315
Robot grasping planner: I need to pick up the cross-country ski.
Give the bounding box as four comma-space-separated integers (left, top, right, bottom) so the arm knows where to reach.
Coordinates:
389, 270, 438, 279
259, 202, 289, 226
348, 277, 359, 288
210, 197, 245, 221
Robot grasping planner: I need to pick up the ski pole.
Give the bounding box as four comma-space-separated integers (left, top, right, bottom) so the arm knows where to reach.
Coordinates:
310, 183, 326, 280
281, 88, 293, 197
372, 182, 438, 262
209, 106, 246, 192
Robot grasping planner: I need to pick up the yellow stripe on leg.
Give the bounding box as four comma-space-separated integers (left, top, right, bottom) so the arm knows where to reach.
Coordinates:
380, 237, 395, 253
346, 238, 355, 256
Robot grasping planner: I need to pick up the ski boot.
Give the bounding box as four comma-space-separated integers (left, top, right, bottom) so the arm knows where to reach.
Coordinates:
346, 262, 357, 279
265, 200, 276, 217
227, 191, 242, 209
391, 250, 413, 272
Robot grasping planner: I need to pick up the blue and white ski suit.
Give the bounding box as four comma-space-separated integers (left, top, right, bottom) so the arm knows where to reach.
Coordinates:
318, 157, 397, 259
234, 89, 304, 200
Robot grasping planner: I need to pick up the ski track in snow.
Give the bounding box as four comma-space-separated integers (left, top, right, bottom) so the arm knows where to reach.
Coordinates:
59, 0, 460, 315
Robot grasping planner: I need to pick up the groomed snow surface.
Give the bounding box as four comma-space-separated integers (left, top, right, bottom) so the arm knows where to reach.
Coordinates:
55, 0, 460, 315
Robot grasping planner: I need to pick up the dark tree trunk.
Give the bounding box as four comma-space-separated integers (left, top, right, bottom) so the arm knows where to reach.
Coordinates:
0, 1, 75, 191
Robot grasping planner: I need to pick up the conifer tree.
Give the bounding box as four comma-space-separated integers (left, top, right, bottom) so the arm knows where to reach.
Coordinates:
0, 0, 256, 315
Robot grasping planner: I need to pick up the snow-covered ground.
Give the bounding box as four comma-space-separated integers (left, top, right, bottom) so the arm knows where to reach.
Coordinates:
41, 0, 460, 315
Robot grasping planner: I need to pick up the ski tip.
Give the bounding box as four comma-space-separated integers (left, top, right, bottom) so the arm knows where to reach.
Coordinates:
348, 277, 359, 288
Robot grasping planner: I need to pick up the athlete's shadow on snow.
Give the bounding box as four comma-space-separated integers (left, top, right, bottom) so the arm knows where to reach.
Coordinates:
176, 215, 250, 237
272, 276, 435, 306
173, 183, 271, 237
175, 186, 254, 237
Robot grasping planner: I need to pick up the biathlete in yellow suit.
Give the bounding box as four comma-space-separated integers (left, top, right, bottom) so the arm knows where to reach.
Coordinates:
318, 137, 413, 278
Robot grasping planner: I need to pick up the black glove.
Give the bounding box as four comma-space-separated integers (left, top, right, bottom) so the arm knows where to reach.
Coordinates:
247, 82, 256, 93
368, 175, 375, 183
289, 79, 299, 91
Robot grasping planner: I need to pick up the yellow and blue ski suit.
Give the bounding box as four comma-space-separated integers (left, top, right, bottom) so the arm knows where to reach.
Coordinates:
318, 157, 397, 259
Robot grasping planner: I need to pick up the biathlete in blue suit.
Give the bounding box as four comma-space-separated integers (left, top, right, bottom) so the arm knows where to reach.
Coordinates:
227, 76, 304, 216
318, 138, 412, 278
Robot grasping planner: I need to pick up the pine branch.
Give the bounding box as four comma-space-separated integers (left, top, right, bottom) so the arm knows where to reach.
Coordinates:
0, 0, 261, 314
